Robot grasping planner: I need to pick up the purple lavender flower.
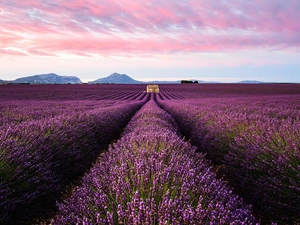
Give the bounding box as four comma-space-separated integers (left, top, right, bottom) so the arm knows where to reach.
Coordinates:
157, 94, 300, 224
53, 100, 257, 224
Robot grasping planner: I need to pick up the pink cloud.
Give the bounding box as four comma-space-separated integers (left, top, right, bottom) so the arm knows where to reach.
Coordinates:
26, 49, 57, 56
0, 0, 300, 57
0, 32, 21, 46
0, 48, 28, 56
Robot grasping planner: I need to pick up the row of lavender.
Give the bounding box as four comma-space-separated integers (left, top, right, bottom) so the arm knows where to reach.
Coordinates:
0, 95, 148, 224
157, 94, 300, 224
0, 100, 111, 127
52, 98, 258, 224
0, 85, 148, 127
0, 99, 149, 127
0, 84, 146, 101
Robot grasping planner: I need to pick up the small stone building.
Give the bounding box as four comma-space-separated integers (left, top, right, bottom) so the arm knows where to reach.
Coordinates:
146, 85, 159, 93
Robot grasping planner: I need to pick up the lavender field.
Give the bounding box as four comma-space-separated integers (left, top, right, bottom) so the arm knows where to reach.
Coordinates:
0, 84, 299, 224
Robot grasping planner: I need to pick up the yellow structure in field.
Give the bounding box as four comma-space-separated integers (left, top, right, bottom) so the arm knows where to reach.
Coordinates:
146, 85, 159, 93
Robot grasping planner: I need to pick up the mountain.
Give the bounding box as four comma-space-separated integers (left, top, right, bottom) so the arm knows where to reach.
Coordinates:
88, 73, 222, 84
0, 79, 10, 84
238, 80, 264, 84
0, 73, 272, 85
88, 73, 142, 84
13, 73, 82, 84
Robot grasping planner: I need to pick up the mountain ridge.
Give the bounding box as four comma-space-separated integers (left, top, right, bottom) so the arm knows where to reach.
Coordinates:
0, 73, 275, 84
238, 80, 264, 84
0, 73, 82, 84
14, 73, 82, 84
88, 72, 142, 84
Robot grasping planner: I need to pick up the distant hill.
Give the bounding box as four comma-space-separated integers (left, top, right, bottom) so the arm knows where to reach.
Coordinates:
0, 79, 11, 84
12, 73, 82, 84
0, 73, 274, 85
239, 80, 264, 84
88, 73, 142, 84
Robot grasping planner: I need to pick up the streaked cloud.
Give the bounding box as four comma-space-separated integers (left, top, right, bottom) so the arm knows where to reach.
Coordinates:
0, 0, 299, 82
1, 0, 300, 57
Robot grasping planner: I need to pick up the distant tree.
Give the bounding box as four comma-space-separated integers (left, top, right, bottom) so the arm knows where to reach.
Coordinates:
194, 80, 198, 83
181, 80, 193, 83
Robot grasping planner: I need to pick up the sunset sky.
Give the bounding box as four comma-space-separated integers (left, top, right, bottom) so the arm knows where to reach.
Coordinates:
1, 0, 300, 83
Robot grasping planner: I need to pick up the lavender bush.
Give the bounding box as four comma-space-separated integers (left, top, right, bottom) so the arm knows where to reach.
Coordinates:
0, 84, 147, 101
53, 100, 257, 224
0, 99, 146, 224
157, 95, 300, 224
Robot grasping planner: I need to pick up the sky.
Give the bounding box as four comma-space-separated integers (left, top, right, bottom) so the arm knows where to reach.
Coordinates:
1, 0, 300, 83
